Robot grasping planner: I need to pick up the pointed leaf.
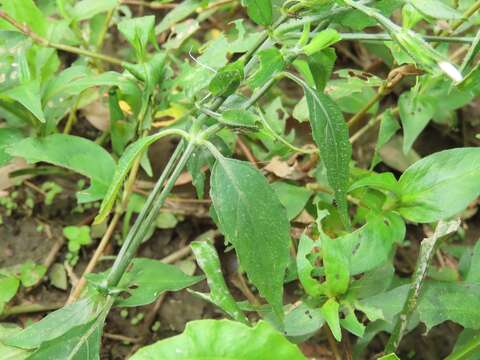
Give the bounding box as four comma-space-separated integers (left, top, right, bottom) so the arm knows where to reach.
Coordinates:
398, 147, 480, 223
115, 258, 204, 307
244, 0, 272, 25
248, 48, 285, 89
7, 134, 115, 203
5, 297, 101, 349
2, 81, 45, 123
210, 157, 291, 317
130, 320, 306, 359
299, 77, 352, 227
191, 241, 247, 323
320, 298, 341, 341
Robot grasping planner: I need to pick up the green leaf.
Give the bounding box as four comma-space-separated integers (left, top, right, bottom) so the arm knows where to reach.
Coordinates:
4, 297, 101, 349
27, 318, 102, 360
108, 88, 135, 156
43, 67, 135, 102
72, 0, 118, 21
0, 128, 24, 166
283, 302, 325, 342
446, 329, 480, 360
118, 16, 156, 61
339, 212, 405, 275
1, 81, 45, 123
191, 241, 247, 323
296, 234, 323, 297
303, 29, 341, 56
349, 172, 400, 195
320, 298, 342, 341
220, 109, 259, 129
371, 109, 400, 168
244, 0, 272, 25
378, 354, 401, 360
130, 319, 306, 359
272, 182, 313, 220
210, 157, 291, 317
0, 0, 48, 36
359, 285, 409, 322
397, 147, 480, 223
7, 134, 115, 203
0, 276, 20, 311
208, 61, 244, 97
18, 261, 46, 287
321, 232, 350, 297
398, 90, 435, 154
95, 129, 179, 223
409, 0, 461, 20
340, 309, 365, 337
115, 258, 204, 307
465, 241, 480, 283
299, 78, 352, 228
417, 281, 480, 331
0, 324, 32, 360
155, 0, 201, 34
248, 48, 285, 89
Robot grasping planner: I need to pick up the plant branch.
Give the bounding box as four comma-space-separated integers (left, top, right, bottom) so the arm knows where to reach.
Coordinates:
0, 10, 126, 66
442, 0, 480, 35
106, 140, 196, 286
285, 32, 475, 43
385, 220, 461, 353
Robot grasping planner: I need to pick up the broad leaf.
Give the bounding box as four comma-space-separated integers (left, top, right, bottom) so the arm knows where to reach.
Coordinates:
272, 181, 313, 220
371, 109, 400, 168
7, 134, 115, 203
191, 241, 247, 323
5, 297, 101, 349
296, 234, 323, 297
349, 172, 400, 196
398, 147, 480, 223
0, 128, 24, 166
379, 354, 400, 360
0, 0, 48, 36
1, 81, 45, 123
248, 48, 285, 89
417, 281, 480, 331
300, 78, 352, 227
303, 29, 341, 56
220, 109, 259, 129
0, 324, 31, 360
130, 320, 306, 359
156, 0, 201, 34
398, 90, 435, 154
208, 61, 244, 97
118, 16, 156, 61
410, 0, 461, 20
210, 157, 291, 317
283, 302, 325, 342
115, 258, 204, 307
321, 231, 350, 297
340, 213, 405, 275
72, 0, 118, 21
320, 298, 341, 341
27, 318, 102, 360
244, 0, 272, 25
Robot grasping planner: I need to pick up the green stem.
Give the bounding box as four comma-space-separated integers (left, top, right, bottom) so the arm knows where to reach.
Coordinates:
0, 10, 126, 66
106, 140, 192, 286
385, 220, 461, 353
445, 0, 480, 35
285, 32, 476, 44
